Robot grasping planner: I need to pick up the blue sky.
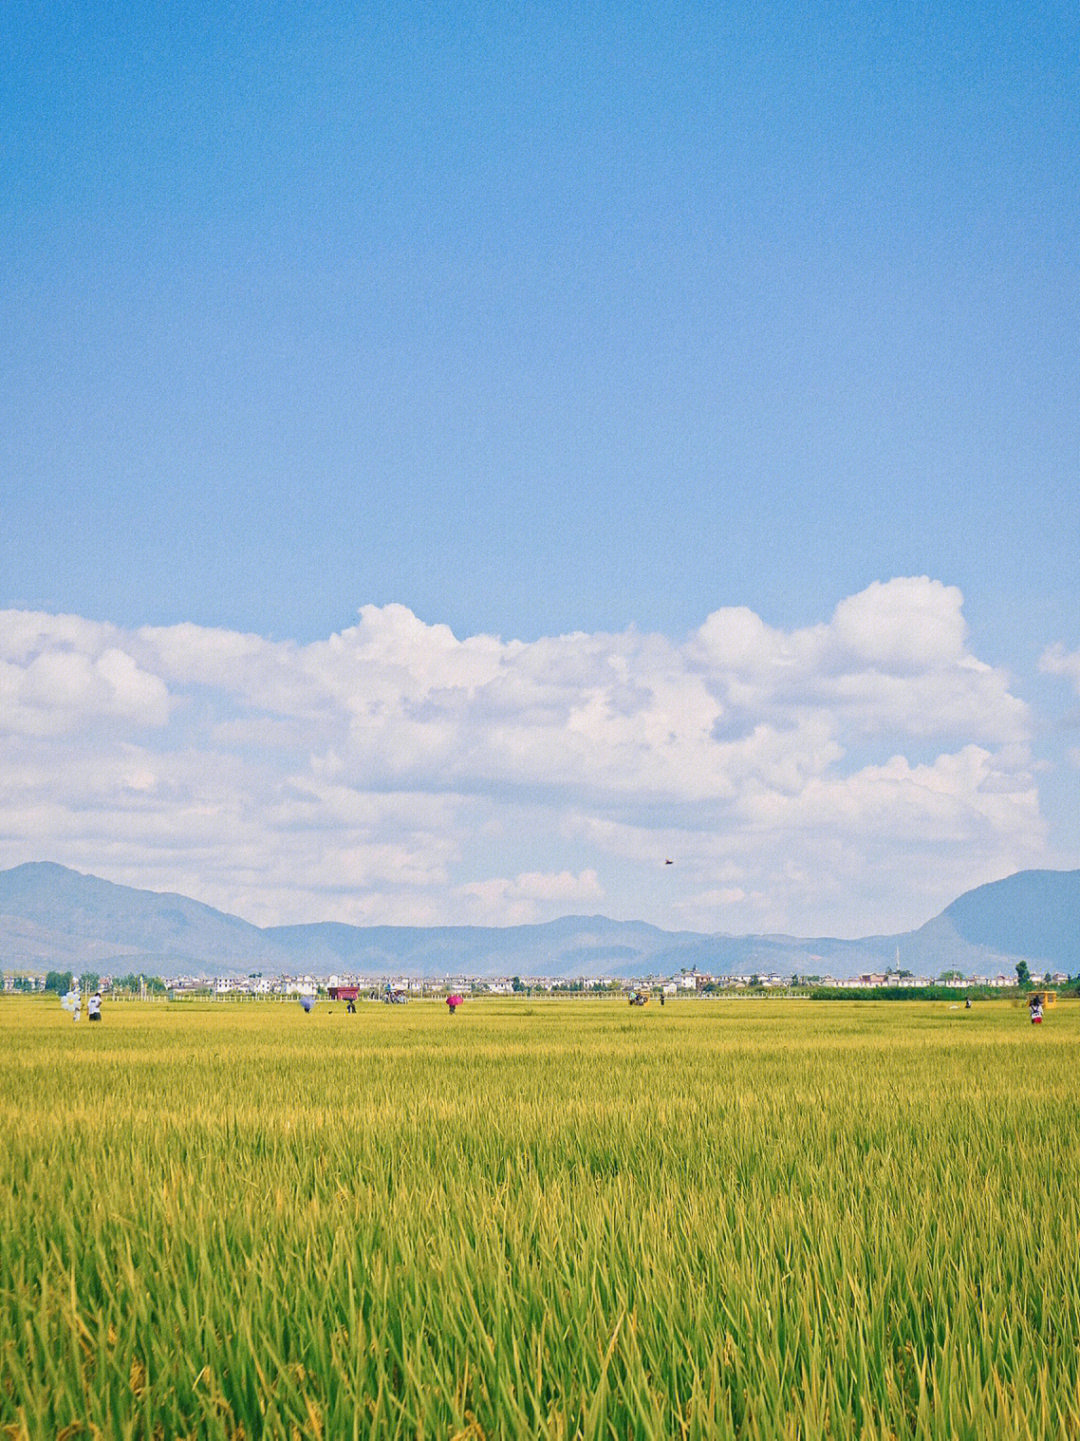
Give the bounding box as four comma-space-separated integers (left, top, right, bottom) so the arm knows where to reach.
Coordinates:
1, 1, 1077, 935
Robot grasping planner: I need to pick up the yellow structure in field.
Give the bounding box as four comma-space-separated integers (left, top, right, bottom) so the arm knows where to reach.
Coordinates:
1013, 990, 1057, 1008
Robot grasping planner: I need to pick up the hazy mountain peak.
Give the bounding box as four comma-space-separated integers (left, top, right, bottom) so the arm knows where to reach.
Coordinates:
0, 863, 1076, 980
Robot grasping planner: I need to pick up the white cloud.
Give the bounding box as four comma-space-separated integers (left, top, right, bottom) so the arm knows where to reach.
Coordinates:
828, 577, 969, 671
459, 869, 603, 924
0, 614, 172, 735
692, 578, 1026, 744
1040, 643, 1080, 694
0, 580, 1053, 933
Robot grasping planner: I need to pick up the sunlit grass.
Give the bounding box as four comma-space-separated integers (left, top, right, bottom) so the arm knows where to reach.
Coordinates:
2, 996, 1078, 1438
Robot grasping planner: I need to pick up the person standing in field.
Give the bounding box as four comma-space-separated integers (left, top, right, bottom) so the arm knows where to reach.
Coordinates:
87, 992, 102, 1022
1029, 992, 1043, 1024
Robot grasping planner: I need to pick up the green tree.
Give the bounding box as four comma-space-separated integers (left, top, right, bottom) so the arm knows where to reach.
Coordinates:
511, 975, 525, 992
80, 971, 100, 992
1015, 960, 1031, 988
44, 970, 73, 994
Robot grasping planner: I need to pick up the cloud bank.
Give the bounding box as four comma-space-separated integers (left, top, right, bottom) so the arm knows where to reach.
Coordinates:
0, 579, 1051, 934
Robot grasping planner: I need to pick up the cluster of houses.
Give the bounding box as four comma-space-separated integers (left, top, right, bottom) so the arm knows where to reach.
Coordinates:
810, 970, 1069, 989
155, 966, 1071, 998
3, 966, 1070, 996
173, 971, 746, 998
1, 973, 47, 991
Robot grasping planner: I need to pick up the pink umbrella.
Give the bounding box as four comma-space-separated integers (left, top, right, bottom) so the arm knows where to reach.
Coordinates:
446, 994, 463, 1013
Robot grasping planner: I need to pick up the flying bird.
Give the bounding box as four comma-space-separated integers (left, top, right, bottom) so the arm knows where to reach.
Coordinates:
665, 858, 674, 865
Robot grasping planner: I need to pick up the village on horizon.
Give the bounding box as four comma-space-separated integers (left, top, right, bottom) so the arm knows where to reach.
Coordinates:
5, 962, 1072, 1001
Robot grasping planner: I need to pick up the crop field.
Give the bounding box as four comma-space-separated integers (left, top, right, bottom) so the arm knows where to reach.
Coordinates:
2, 996, 1079, 1440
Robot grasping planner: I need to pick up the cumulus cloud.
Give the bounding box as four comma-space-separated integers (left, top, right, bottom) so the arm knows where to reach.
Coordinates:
692, 579, 1026, 744
0, 580, 1052, 933
0, 614, 172, 735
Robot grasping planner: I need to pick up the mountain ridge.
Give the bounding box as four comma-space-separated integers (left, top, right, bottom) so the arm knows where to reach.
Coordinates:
1, 861, 1076, 980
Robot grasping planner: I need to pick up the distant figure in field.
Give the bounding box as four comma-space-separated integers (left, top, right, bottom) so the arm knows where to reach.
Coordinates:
346, 998, 356, 1014
87, 993, 102, 1022
446, 994, 463, 1014
1029, 993, 1043, 1025
964, 997, 972, 1009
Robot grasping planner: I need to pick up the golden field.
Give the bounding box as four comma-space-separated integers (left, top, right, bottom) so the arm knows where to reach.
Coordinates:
2, 995, 1078, 1439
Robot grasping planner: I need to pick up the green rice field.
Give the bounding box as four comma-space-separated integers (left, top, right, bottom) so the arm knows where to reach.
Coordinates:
2, 995, 1079, 1439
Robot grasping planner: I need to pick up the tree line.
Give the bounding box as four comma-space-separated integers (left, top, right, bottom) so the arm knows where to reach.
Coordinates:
42, 971, 167, 995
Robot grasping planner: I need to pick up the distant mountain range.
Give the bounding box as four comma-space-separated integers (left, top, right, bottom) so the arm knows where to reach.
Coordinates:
0, 862, 1076, 981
